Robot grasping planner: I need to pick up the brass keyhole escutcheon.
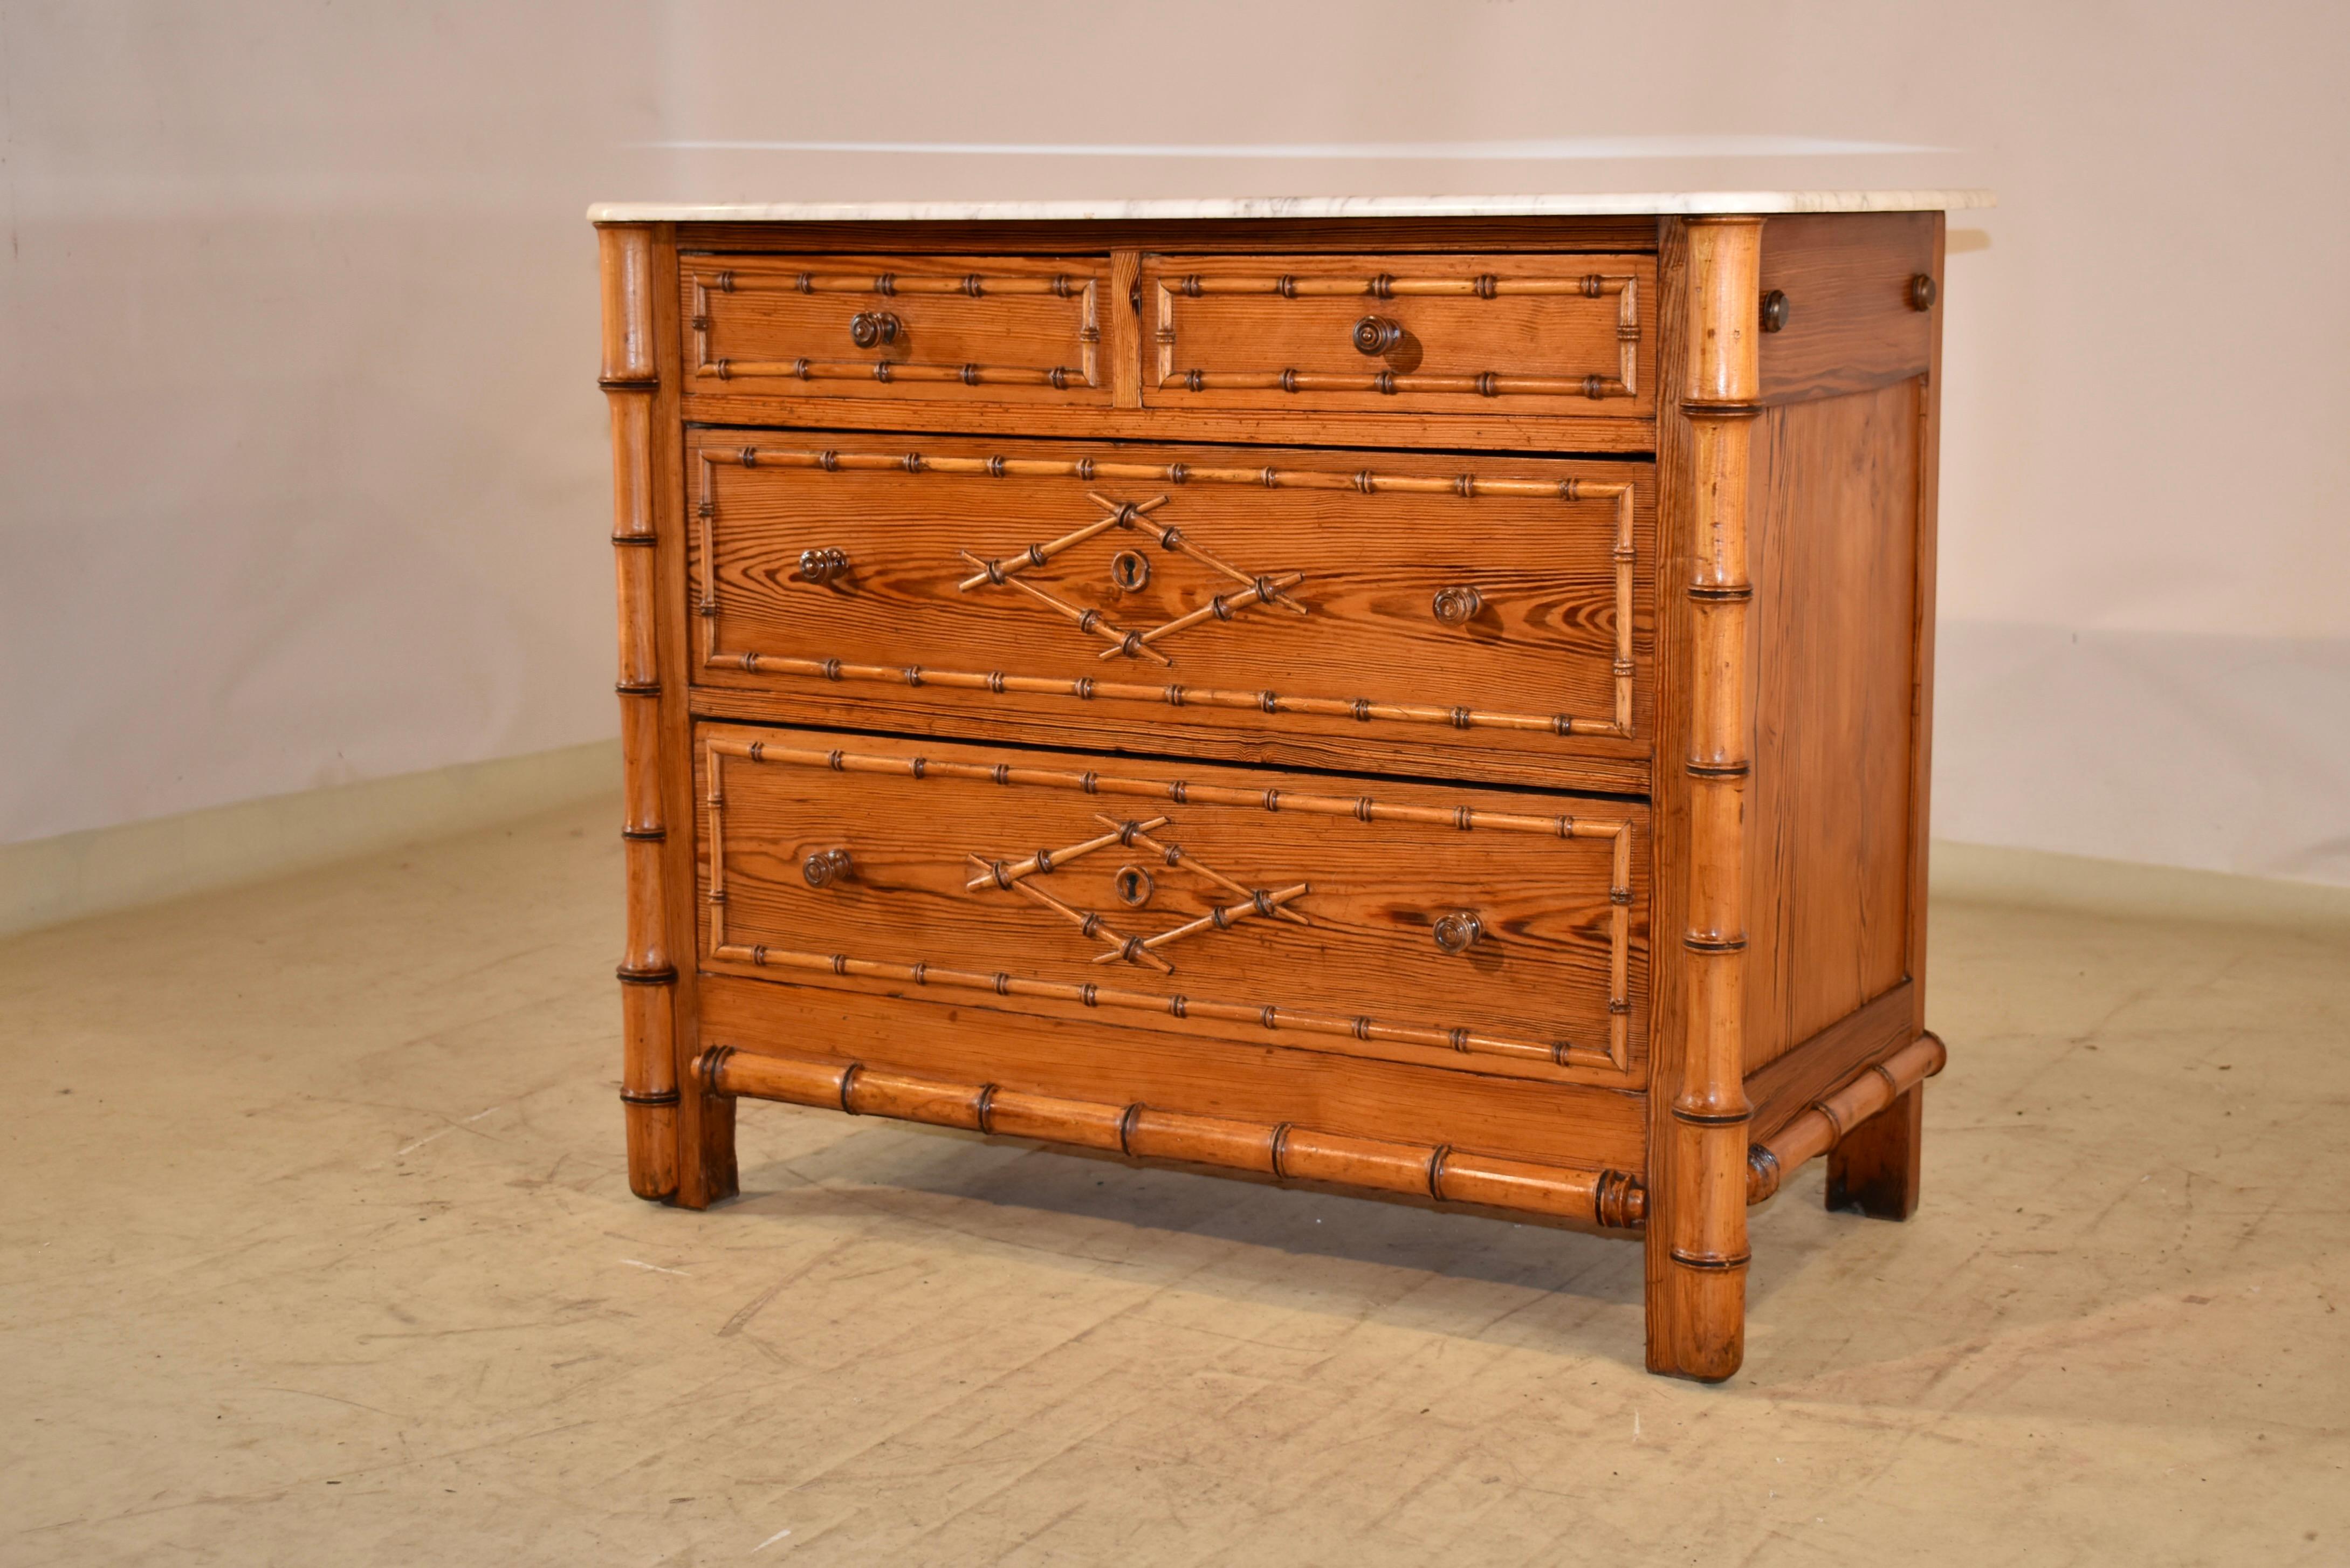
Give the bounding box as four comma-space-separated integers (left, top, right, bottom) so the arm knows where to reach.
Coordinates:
1110, 549, 1151, 593
1114, 865, 1155, 907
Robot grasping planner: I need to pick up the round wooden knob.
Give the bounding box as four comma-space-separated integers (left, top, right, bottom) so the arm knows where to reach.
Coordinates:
802, 848, 853, 889
848, 310, 902, 349
1759, 290, 1790, 333
798, 546, 850, 586
1352, 314, 1405, 356
1432, 910, 1483, 955
1430, 584, 1484, 627
1909, 273, 1939, 311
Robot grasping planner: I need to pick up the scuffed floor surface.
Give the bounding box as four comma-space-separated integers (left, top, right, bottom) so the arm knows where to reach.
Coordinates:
3, 798, 2346, 1566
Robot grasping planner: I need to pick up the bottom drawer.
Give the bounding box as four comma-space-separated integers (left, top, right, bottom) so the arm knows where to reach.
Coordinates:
696, 724, 1648, 1086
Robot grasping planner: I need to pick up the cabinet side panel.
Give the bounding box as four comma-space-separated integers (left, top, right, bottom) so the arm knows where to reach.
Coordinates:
1744, 381, 1921, 1073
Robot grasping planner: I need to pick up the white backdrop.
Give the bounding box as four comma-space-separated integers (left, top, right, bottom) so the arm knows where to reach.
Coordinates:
4, 1, 2346, 884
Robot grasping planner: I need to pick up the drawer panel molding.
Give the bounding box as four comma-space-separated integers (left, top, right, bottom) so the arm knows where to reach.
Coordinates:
700, 730, 1643, 1076
692, 439, 1644, 754
686, 254, 1108, 403
1144, 252, 1657, 421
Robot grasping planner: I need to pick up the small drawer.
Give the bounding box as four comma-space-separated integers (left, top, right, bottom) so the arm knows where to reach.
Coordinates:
1143, 252, 1657, 421
697, 726, 1648, 1084
681, 253, 1110, 404
686, 432, 1655, 792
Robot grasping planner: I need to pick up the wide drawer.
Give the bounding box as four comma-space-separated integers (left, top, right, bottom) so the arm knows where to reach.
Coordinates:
687, 432, 1654, 790
681, 253, 1111, 404
697, 726, 1648, 1086
1143, 251, 1657, 422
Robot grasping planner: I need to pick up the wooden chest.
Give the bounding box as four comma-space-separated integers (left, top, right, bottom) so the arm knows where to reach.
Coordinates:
593, 193, 1981, 1379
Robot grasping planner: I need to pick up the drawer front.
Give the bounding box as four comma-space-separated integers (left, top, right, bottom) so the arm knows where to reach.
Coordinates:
688, 433, 1654, 787
1143, 252, 1657, 421
682, 254, 1110, 404
697, 727, 1648, 1086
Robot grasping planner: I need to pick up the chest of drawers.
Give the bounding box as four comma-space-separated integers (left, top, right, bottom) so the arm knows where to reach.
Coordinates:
593, 194, 1982, 1380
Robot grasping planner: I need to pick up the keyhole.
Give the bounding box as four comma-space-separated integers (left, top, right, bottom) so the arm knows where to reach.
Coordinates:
1114, 865, 1155, 907
1110, 549, 1151, 593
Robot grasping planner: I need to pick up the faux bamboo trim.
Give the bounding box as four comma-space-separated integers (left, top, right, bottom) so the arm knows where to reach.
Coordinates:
703, 735, 1635, 1071
695, 445, 1640, 741
602, 223, 677, 1205
1154, 271, 1641, 401
696, 1045, 1647, 1229
1652, 215, 1764, 1380
1746, 1031, 1947, 1203
689, 265, 1102, 391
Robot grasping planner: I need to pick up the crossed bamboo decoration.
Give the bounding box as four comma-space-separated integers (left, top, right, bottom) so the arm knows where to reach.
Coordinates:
966, 813, 1310, 973
957, 494, 1306, 665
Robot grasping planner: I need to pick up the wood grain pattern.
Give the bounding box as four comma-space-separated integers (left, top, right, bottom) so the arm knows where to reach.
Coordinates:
1743, 382, 1921, 1074
695, 973, 1650, 1175
699, 1044, 1646, 1228
1741, 979, 1914, 1142
696, 725, 1647, 1084
1144, 252, 1657, 422
688, 433, 1653, 793
685, 253, 1110, 404
1757, 212, 1936, 405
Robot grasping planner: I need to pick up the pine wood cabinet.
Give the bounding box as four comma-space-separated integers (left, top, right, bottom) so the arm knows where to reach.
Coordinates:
595, 193, 1982, 1379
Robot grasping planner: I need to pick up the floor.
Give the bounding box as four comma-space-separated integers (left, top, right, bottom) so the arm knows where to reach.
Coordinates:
3, 799, 2346, 1567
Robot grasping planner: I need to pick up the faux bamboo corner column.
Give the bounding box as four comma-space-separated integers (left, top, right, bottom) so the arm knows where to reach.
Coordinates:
1651, 216, 1764, 1380
600, 224, 679, 1201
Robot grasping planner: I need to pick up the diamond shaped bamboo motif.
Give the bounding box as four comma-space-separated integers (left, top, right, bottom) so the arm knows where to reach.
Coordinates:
968, 814, 1311, 972
958, 494, 1307, 665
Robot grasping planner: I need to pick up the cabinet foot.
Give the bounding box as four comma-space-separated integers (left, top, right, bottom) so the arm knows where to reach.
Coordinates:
1827, 1082, 1923, 1220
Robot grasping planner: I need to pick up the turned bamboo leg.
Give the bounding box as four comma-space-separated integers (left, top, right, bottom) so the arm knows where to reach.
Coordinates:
1828, 1083, 1925, 1219
1646, 216, 1764, 1382
600, 222, 686, 1202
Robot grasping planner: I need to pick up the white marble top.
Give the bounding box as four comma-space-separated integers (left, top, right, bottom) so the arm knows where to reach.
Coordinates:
588, 190, 1994, 224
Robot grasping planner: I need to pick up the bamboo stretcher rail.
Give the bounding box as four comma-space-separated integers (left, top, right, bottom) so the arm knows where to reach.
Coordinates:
696, 1046, 1649, 1230
702, 737, 1634, 1070
696, 446, 1640, 741
1747, 1033, 1947, 1204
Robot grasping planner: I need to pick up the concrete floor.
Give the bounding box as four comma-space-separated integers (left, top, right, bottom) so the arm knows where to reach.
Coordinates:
3, 799, 2346, 1566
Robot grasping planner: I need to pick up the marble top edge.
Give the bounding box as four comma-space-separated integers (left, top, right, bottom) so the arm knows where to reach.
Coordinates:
588, 190, 1995, 224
